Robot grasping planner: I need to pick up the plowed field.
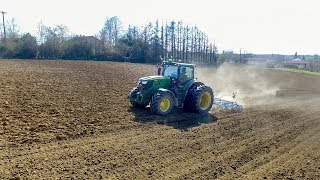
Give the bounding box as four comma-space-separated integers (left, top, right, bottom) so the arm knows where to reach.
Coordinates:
0, 60, 320, 179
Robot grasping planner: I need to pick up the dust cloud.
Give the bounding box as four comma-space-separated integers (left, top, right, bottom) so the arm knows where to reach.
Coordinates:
196, 63, 281, 107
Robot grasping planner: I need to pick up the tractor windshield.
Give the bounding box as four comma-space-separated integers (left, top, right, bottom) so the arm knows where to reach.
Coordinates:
163, 65, 178, 79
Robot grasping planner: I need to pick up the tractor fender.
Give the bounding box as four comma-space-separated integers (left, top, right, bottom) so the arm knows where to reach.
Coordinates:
157, 88, 178, 106
182, 82, 213, 109
182, 82, 210, 105
157, 88, 176, 98
190, 82, 205, 88
157, 88, 177, 105
184, 82, 205, 97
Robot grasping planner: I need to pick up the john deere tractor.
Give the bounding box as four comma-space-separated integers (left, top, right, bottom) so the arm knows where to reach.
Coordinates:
129, 61, 214, 116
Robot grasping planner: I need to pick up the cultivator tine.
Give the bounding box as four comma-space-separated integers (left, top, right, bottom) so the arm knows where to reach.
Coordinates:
213, 98, 243, 112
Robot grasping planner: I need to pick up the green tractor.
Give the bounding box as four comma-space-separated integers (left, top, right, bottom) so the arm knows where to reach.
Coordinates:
128, 61, 214, 116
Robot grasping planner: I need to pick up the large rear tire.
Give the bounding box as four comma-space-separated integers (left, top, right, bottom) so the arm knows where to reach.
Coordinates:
150, 91, 174, 116
129, 87, 146, 108
184, 85, 213, 113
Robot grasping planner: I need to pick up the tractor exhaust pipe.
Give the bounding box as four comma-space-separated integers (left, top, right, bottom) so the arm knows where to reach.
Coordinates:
157, 64, 162, 75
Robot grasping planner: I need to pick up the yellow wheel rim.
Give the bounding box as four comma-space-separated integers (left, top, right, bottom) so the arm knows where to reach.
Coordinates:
200, 92, 212, 110
159, 98, 170, 112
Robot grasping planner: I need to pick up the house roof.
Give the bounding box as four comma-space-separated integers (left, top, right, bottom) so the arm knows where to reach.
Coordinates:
290, 58, 309, 64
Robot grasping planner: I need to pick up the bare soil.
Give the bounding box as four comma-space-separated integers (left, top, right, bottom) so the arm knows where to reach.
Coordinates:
0, 60, 320, 179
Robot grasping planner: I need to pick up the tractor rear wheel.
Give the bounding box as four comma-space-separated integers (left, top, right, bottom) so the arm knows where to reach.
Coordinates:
150, 91, 174, 116
129, 87, 145, 108
184, 85, 213, 113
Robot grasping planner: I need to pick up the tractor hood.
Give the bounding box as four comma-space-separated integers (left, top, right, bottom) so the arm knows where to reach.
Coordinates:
139, 75, 169, 81
138, 76, 171, 90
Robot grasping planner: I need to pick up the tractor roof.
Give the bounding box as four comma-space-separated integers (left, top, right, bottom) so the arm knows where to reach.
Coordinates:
162, 60, 195, 68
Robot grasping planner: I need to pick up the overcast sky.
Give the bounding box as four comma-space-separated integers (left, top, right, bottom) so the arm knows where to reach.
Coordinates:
1, 0, 319, 55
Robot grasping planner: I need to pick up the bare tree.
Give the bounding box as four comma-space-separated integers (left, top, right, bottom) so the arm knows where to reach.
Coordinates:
170, 21, 175, 59
160, 21, 164, 58
6, 18, 20, 39
36, 21, 46, 44
190, 27, 194, 62
164, 22, 168, 59
101, 16, 122, 46
177, 21, 182, 60
185, 26, 190, 63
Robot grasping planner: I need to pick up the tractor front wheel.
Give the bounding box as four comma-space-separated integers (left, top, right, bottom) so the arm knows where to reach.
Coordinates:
129, 87, 145, 108
150, 92, 174, 116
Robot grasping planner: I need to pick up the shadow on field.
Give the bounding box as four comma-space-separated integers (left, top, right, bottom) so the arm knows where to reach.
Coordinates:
128, 107, 218, 130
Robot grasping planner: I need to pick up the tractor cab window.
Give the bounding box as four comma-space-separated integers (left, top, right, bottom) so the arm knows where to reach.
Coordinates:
163, 65, 178, 79
178, 66, 194, 84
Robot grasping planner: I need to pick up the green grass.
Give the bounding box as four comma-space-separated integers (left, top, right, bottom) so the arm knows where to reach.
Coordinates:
276, 68, 320, 76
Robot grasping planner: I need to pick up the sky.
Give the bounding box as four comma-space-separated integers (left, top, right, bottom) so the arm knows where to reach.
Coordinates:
1, 0, 319, 55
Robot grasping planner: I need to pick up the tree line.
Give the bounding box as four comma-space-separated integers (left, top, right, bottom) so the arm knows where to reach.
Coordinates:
0, 16, 224, 65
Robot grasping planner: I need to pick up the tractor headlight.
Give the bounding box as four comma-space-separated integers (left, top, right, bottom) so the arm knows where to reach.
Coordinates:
138, 80, 153, 90
140, 80, 148, 85
138, 80, 148, 87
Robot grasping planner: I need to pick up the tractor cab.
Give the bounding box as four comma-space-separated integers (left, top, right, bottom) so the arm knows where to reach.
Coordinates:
157, 61, 197, 108
158, 61, 195, 86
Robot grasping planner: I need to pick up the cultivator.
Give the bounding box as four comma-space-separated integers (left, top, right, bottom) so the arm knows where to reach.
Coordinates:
213, 98, 243, 112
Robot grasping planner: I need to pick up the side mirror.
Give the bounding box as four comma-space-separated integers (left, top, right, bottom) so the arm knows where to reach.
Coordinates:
170, 77, 177, 84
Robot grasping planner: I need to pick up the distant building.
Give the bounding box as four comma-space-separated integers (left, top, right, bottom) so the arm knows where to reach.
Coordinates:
247, 58, 267, 66
282, 58, 310, 68
247, 58, 285, 68
69, 36, 104, 53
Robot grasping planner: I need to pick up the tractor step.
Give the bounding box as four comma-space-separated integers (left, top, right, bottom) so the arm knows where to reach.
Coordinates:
177, 89, 185, 108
